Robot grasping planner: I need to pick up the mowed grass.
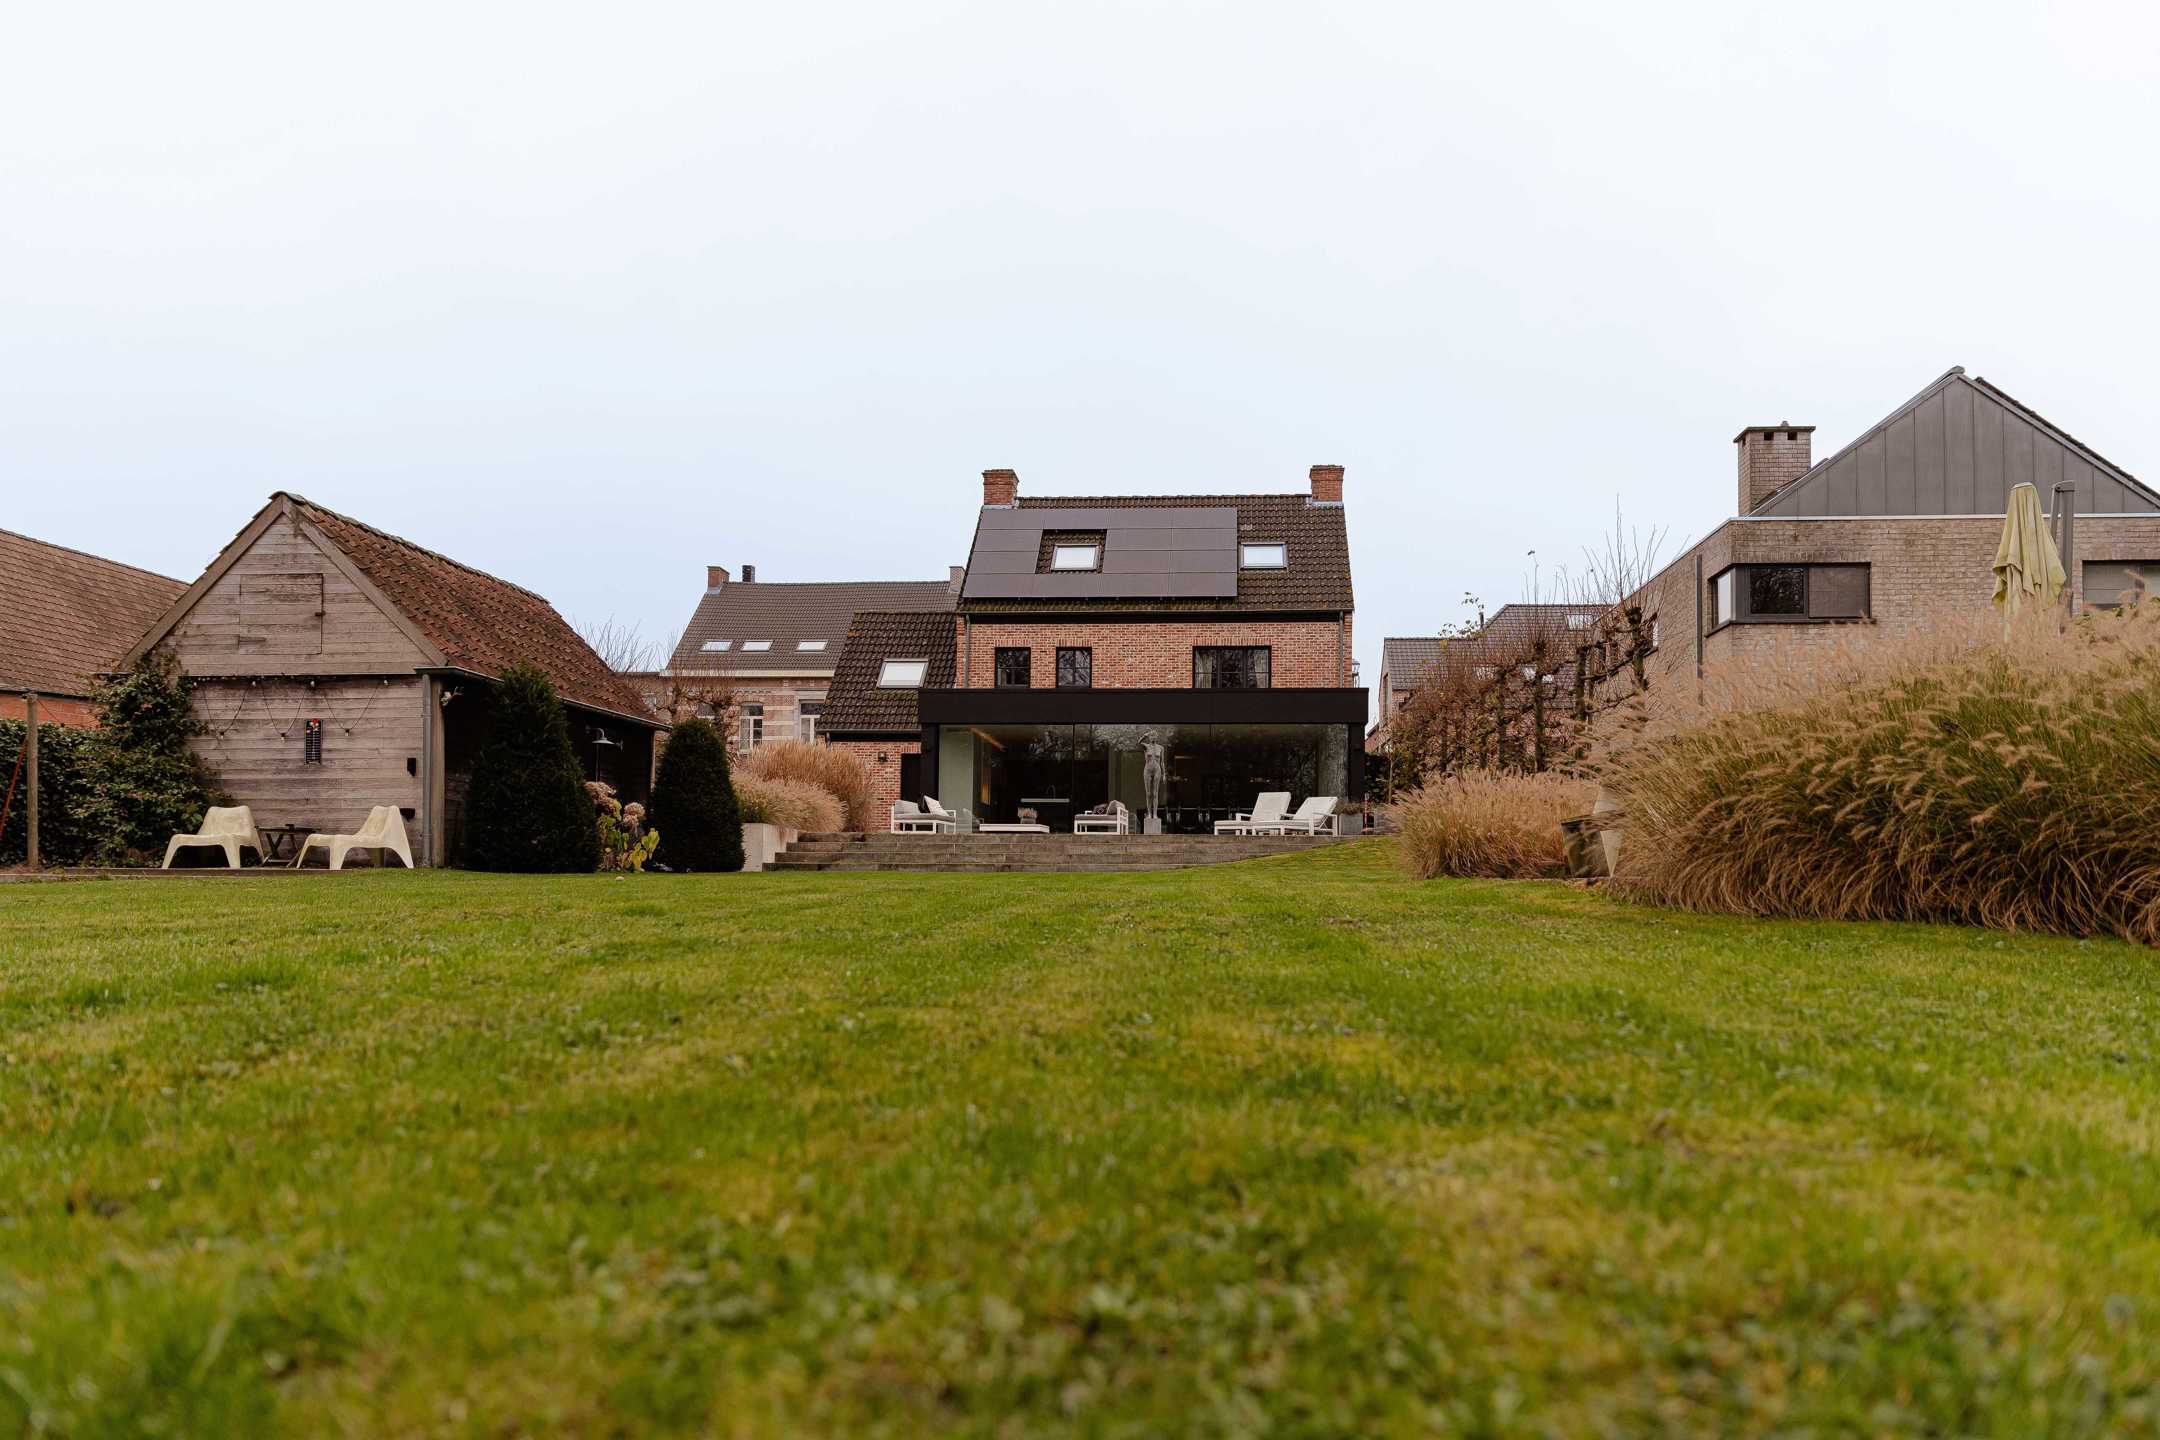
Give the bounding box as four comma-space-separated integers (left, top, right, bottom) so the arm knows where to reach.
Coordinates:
4, 844, 2160, 1436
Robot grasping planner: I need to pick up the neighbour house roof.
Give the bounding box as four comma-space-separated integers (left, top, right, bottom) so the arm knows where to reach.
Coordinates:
0, 528, 186, 699
821, 609, 958, 735
959, 494, 1353, 613
129, 493, 658, 726
1751, 367, 2160, 518
665, 577, 958, 674
1382, 605, 1604, 691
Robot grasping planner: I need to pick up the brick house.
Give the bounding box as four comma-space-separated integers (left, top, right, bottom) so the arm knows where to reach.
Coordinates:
1371, 604, 1603, 752
1599, 367, 2160, 714
828, 464, 1365, 831
124, 493, 663, 865
0, 528, 185, 727
819, 609, 959, 818
647, 563, 961, 751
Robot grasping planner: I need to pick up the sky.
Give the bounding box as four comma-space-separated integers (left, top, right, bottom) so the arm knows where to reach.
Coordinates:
6, 1, 2157, 696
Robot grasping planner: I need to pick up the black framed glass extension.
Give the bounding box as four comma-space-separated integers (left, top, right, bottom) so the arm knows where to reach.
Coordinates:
934, 722, 1351, 833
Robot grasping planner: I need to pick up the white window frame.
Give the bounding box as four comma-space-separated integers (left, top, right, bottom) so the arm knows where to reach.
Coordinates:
700, 640, 732, 652
742, 640, 772, 652
1050, 544, 1099, 571
1238, 542, 1287, 569
1566, 613, 1593, 631
796, 640, 828, 652
877, 659, 928, 688
741, 703, 764, 750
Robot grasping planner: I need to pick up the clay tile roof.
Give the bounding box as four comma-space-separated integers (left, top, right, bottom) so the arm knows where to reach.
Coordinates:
0, 528, 185, 699
821, 610, 958, 735
289, 497, 656, 724
666, 577, 958, 674
960, 492, 1352, 613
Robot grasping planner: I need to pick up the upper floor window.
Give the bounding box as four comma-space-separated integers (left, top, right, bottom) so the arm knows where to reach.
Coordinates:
796, 640, 827, 652
1193, 646, 1270, 690
1239, 543, 1287, 569
1056, 647, 1093, 688
877, 659, 927, 688
1566, 613, 1594, 630
1710, 563, 1868, 628
994, 647, 1032, 688
742, 640, 772, 652
700, 640, 732, 652
1051, 544, 1099, 571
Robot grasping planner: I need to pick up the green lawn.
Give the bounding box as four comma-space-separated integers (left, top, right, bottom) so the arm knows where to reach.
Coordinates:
4, 843, 2160, 1436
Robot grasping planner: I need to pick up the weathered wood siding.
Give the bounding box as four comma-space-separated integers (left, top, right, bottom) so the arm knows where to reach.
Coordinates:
189, 677, 430, 859
168, 514, 429, 675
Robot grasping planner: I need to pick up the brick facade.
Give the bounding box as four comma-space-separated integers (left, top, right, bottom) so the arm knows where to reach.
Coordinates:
0, 694, 100, 727
958, 617, 1353, 689
1609, 514, 2160, 718
828, 737, 919, 822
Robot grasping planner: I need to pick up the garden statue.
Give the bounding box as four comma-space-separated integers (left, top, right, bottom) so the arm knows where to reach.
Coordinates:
1142, 740, 1166, 834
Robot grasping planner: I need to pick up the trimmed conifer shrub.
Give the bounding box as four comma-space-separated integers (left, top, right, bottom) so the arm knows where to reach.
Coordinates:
649, 718, 742, 872
465, 664, 601, 873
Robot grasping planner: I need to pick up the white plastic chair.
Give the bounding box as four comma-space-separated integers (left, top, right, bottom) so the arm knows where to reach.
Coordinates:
161, 806, 262, 869
1260, 796, 1341, 836
1214, 792, 1291, 835
294, 806, 414, 871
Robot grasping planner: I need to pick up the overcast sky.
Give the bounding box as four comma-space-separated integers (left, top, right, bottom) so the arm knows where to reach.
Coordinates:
6, 1, 2156, 695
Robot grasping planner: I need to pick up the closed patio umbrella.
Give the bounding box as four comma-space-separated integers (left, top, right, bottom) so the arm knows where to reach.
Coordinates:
1991, 482, 2067, 619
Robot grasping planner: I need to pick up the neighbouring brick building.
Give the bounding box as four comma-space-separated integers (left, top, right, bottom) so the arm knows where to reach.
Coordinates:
826, 464, 1365, 830
1370, 604, 1603, 752
1598, 367, 2160, 714
0, 528, 185, 727
648, 563, 962, 751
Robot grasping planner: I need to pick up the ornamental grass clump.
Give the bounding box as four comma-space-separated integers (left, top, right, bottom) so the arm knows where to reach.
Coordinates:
1604, 604, 2160, 944
733, 774, 844, 834
736, 740, 877, 830
1391, 770, 1592, 879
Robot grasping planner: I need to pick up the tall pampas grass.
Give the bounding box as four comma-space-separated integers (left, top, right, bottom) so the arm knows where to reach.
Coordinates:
736, 740, 877, 831
1603, 605, 2160, 943
1391, 771, 1593, 879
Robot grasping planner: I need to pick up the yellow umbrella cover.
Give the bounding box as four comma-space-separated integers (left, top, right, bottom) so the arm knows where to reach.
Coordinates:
1991, 482, 2067, 617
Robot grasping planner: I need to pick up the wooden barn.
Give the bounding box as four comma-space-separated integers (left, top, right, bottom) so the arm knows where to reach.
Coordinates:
125, 493, 663, 866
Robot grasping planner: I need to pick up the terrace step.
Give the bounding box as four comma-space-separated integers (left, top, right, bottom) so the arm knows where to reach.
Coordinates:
767, 831, 1351, 874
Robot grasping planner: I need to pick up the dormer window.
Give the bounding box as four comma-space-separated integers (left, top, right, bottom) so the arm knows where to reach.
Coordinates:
877, 659, 928, 688
1239, 543, 1287, 569
1051, 544, 1099, 570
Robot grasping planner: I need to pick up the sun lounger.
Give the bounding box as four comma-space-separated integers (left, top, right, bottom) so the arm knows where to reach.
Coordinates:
293, 806, 414, 871
1214, 792, 1291, 835
161, 806, 263, 869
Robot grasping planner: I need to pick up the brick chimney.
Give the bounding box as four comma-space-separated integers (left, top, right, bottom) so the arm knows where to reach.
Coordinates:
948, 564, 966, 593
982, 468, 1018, 507
706, 565, 728, 591
741, 563, 757, 583
1734, 424, 1814, 514
1309, 463, 1345, 505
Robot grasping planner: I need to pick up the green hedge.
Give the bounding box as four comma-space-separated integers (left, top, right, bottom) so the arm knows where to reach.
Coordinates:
0, 721, 108, 866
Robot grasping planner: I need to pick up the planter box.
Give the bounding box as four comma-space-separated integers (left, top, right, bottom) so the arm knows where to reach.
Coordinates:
741, 823, 800, 873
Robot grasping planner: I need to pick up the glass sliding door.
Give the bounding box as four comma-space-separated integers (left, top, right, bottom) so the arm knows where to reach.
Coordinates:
938, 721, 1348, 833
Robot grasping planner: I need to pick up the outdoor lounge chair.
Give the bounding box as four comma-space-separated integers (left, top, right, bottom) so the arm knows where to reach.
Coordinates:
891, 800, 954, 834
1259, 796, 1341, 836
923, 796, 972, 831
293, 806, 414, 871
1214, 792, 1291, 835
1074, 802, 1132, 835
161, 805, 264, 869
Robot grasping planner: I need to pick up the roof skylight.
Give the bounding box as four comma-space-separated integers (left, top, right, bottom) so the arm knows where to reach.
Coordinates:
700, 640, 732, 652
797, 640, 828, 651
742, 641, 771, 651
877, 659, 928, 688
